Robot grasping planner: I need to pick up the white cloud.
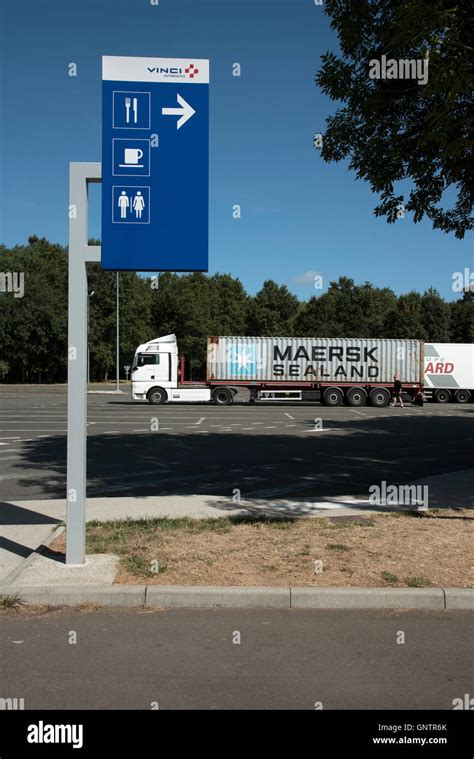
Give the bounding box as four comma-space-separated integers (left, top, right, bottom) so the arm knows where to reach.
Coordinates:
294, 270, 321, 284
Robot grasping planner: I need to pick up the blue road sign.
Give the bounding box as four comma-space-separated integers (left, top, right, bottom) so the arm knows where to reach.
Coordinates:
102, 56, 209, 271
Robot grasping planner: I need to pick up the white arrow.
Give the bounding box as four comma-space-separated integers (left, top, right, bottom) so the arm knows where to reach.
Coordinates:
162, 93, 196, 130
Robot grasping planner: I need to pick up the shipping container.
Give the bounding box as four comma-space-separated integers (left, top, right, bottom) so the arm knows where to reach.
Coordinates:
206, 336, 424, 385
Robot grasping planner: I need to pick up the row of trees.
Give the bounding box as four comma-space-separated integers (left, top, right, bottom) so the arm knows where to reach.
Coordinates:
0, 237, 472, 382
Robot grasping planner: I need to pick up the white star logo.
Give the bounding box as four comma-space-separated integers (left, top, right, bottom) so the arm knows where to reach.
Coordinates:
230, 348, 255, 374
236, 350, 254, 372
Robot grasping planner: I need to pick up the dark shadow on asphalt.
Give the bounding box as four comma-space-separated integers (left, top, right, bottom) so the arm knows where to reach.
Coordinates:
36, 543, 65, 563
0, 502, 62, 568
4, 413, 473, 511
0, 536, 64, 567
0, 501, 60, 525
0, 535, 36, 562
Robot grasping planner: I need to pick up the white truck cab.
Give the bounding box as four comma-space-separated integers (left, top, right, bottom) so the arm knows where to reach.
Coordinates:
131, 334, 177, 402
131, 334, 212, 404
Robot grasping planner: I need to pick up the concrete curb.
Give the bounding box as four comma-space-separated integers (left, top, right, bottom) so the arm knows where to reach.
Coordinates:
0, 585, 145, 607
146, 585, 290, 608
444, 588, 474, 610
290, 587, 445, 609
0, 585, 472, 609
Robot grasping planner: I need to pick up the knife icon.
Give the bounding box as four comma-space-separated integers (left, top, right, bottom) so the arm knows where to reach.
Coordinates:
133, 97, 138, 124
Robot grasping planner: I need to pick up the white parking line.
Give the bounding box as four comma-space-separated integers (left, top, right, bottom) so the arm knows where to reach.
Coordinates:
284, 413, 295, 420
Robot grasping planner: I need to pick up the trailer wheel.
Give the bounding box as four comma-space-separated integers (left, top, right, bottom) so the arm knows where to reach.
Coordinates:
212, 387, 234, 406
454, 389, 470, 403
369, 388, 390, 407
147, 387, 167, 405
323, 387, 344, 406
346, 387, 367, 407
434, 389, 450, 403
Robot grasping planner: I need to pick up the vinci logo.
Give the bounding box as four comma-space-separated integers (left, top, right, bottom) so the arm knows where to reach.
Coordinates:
228, 345, 257, 376
185, 64, 199, 78
147, 64, 200, 79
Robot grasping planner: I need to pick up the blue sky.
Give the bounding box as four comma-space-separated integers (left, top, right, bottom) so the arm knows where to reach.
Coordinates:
0, 0, 472, 300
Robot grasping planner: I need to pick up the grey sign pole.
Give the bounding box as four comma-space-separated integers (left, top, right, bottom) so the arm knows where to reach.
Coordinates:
116, 272, 120, 392
66, 162, 101, 565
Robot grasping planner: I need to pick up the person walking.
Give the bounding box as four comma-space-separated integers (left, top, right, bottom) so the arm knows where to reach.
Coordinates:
391, 374, 404, 408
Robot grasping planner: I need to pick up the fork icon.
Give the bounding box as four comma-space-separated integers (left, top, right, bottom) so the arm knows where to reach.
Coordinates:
125, 97, 131, 123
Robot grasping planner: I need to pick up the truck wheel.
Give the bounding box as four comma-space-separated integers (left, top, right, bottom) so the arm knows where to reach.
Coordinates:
323, 387, 344, 406
369, 388, 390, 407
346, 387, 367, 407
147, 387, 167, 405
212, 387, 233, 406
434, 389, 450, 403
454, 389, 470, 403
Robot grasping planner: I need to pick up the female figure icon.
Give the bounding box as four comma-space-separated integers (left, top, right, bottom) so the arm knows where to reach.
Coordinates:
133, 191, 145, 219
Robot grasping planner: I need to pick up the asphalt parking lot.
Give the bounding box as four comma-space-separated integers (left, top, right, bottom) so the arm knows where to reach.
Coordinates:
0, 386, 473, 501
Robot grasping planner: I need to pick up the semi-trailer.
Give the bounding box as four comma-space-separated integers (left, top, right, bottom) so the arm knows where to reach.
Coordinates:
131, 334, 424, 406
424, 343, 474, 403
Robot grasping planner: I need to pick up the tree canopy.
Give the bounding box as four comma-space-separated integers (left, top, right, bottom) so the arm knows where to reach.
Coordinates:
316, 0, 473, 238
0, 237, 471, 382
